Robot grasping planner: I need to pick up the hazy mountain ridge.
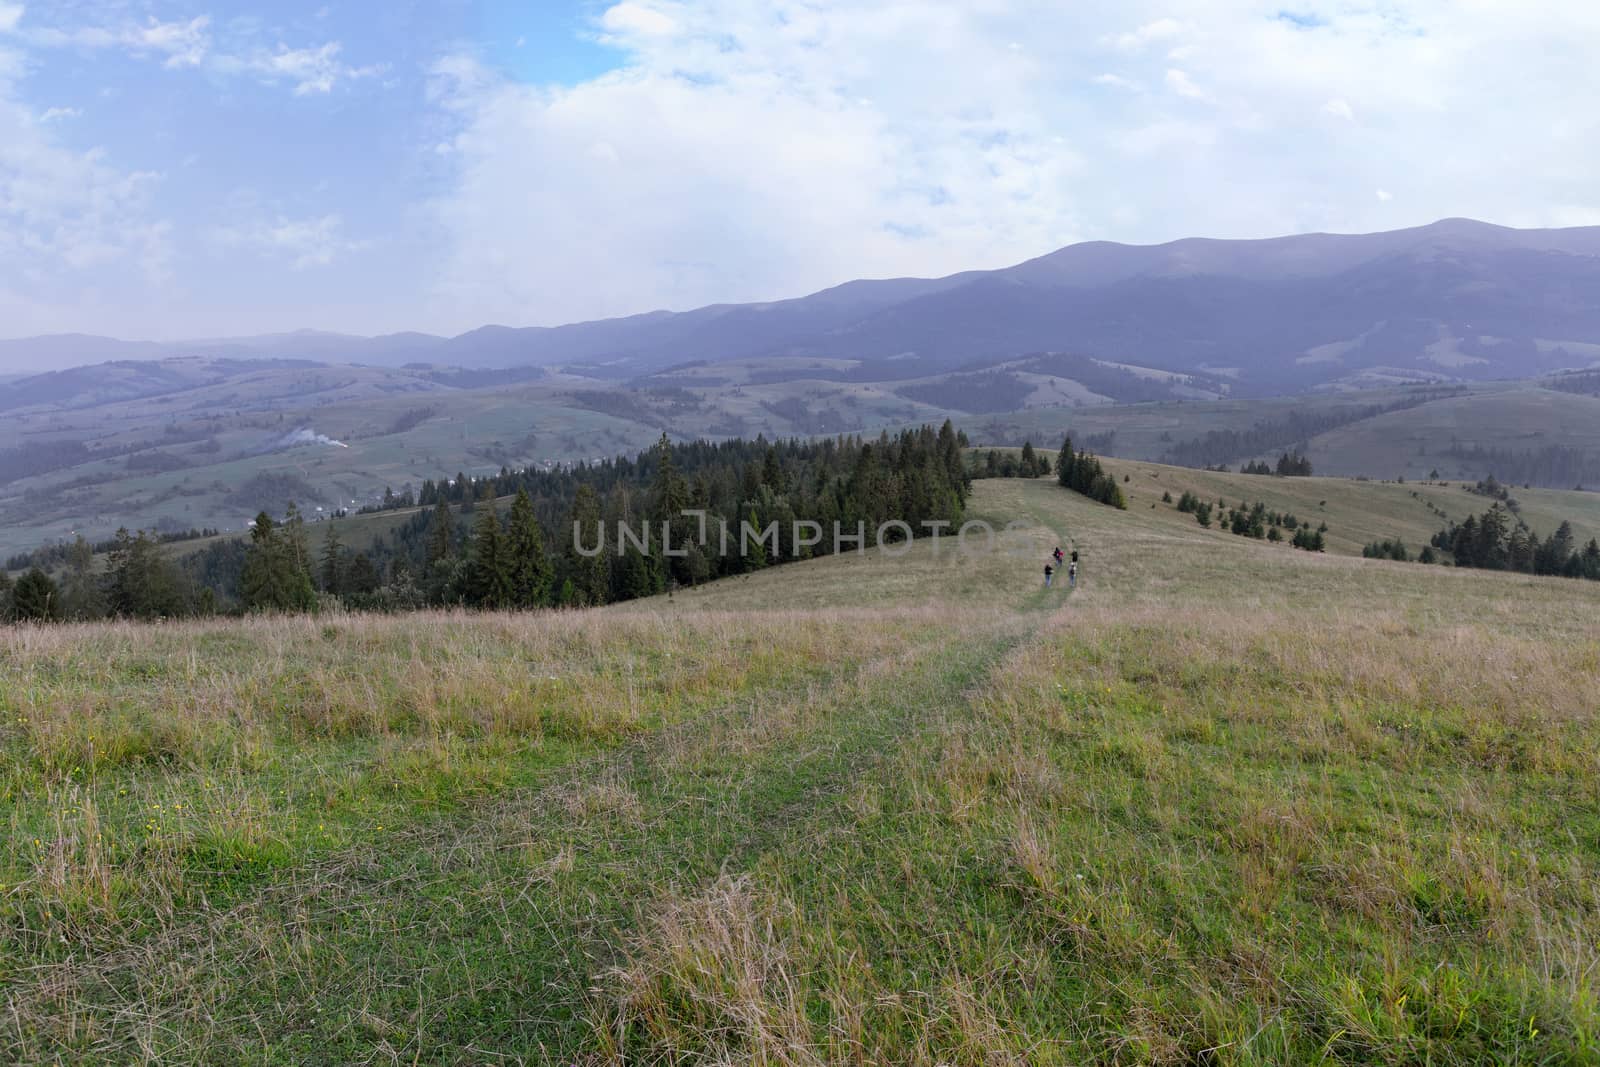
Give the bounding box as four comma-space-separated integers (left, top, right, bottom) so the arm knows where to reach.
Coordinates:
7, 219, 1599, 391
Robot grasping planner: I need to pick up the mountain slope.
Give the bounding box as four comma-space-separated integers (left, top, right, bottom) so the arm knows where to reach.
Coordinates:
6, 219, 1600, 389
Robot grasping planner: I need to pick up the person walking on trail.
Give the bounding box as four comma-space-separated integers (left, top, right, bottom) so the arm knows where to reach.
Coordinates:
1070, 548, 1079, 566
1068, 561, 1078, 589
1044, 562, 1054, 588
1053, 546, 1064, 565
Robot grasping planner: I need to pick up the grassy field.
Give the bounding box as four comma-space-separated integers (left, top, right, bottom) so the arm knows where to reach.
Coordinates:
4, 478, 1600, 1063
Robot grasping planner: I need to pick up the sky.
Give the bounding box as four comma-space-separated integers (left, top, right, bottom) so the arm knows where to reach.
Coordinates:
1, 0, 1598, 341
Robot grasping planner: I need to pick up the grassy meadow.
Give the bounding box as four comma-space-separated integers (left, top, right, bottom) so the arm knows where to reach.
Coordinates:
4, 474, 1600, 1063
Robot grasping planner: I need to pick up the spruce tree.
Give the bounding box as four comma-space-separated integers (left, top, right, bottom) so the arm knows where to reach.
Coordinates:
0, 570, 12, 622
13, 568, 60, 621
467, 505, 512, 609
106, 529, 184, 619
320, 522, 346, 595
506, 488, 551, 609
61, 534, 104, 620
282, 503, 313, 591
651, 433, 689, 588
762, 445, 784, 492
241, 512, 315, 613
346, 553, 381, 597
565, 484, 610, 606
426, 500, 454, 564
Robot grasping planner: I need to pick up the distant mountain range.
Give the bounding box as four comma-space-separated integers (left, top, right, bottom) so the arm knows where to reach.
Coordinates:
6, 218, 1600, 394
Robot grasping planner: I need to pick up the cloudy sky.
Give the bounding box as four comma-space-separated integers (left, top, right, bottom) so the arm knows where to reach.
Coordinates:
2, 0, 1597, 340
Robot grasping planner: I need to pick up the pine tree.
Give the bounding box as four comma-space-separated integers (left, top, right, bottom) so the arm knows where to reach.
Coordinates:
105, 528, 185, 619
61, 534, 104, 620
321, 522, 346, 595
762, 445, 784, 492
565, 484, 610, 606
346, 553, 381, 596
1020, 441, 1038, 477
1057, 437, 1075, 488
467, 505, 512, 609
13, 568, 60, 621
0, 570, 12, 622
426, 500, 454, 564
652, 433, 689, 588
241, 512, 315, 612
505, 488, 551, 609
283, 503, 313, 590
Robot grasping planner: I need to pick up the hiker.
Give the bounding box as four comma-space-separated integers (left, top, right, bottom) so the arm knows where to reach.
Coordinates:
1052, 546, 1064, 565
1068, 561, 1078, 588
1070, 548, 1079, 566
1044, 562, 1054, 588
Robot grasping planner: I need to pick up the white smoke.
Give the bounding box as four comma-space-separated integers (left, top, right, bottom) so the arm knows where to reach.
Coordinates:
254, 428, 350, 455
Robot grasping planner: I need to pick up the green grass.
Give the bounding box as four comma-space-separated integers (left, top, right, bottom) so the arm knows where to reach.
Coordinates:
4, 479, 1600, 1062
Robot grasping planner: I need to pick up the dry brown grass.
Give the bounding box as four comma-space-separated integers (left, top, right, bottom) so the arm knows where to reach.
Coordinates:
6, 477, 1600, 1063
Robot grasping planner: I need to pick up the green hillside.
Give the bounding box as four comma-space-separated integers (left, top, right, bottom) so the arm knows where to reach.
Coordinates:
5, 477, 1600, 1062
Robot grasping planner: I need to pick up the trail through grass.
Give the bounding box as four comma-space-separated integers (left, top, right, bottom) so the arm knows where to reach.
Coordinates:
4, 478, 1599, 1063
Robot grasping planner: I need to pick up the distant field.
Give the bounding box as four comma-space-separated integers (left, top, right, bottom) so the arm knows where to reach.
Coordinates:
1102, 458, 1600, 557
8, 349, 1600, 562
5, 478, 1599, 1063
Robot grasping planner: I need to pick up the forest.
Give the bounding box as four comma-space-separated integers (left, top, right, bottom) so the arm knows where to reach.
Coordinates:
0, 424, 974, 621
1432, 504, 1600, 579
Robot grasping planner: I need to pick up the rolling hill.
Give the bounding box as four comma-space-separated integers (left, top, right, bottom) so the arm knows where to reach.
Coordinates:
6, 477, 1599, 1061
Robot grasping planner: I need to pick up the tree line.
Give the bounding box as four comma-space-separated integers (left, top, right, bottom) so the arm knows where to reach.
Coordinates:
1240, 451, 1314, 476
1431, 505, 1600, 579
1440, 444, 1600, 491
969, 441, 1052, 479
1, 424, 974, 622
1168, 491, 1325, 550
1159, 392, 1459, 470
1057, 438, 1127, 509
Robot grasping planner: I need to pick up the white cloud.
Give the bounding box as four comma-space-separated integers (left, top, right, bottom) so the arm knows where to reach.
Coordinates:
38, 105, 78, 121
1165, 68, 1207, 100
1322, 97, 1355, 120
413, 1, 1600, 333
600, 2, 680, 40
217, 42, 383, 95
0, 53, 172, 334
213, 214, 365, 269
1109, 18, 1187, 52
0, 4, 22, 34
20, 13, 379, 94
1376, 189, 1393, 201
1093, 73, 1138, 91
31, 16, 212, 69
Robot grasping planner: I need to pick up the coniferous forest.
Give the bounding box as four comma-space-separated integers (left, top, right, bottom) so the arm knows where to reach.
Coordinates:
1432, 504, 1600, 580
0, 424, 973, 622
1056, 437, 1127, 509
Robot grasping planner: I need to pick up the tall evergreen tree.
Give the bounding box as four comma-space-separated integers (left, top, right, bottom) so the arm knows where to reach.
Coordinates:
320, 522, 346, 595
241, 512, 316, 612
0, 569, 12, 622
565, 484, 610, 606
1020, 441, 1039, 477
505, 488, 551, 609
283, 503, 313, 586
13, 568, 60, 621
467, 505, 513, 609
346, 553, 381, 597
761, 445, 785, 492
61, 534, 104, 620
105, 528, 186, 619
426, 500, 454, 564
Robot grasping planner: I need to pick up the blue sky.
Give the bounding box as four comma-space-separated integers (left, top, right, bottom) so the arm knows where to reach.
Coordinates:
2, 1, 1598, 340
